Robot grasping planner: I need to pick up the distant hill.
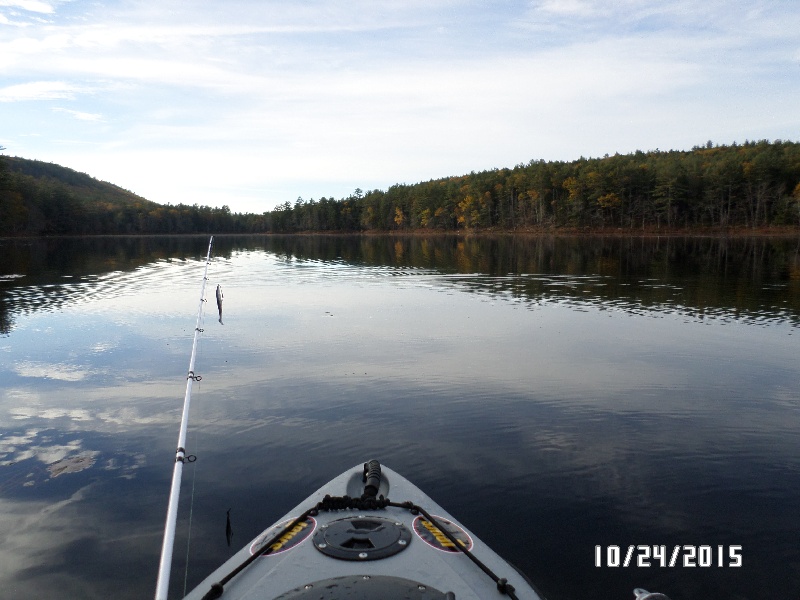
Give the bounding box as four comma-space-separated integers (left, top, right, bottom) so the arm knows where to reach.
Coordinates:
4, 156, 156, 209
0, 154, 255, 236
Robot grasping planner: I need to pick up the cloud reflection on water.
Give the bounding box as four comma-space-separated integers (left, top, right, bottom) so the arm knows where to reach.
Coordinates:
0, 236, 798, 599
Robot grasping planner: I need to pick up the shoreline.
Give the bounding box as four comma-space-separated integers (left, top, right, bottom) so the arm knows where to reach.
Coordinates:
1, 225, 799, 241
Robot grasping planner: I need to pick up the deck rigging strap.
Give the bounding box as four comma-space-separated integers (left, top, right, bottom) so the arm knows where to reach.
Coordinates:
155, 236, 215, 600
200, 494, 520, 600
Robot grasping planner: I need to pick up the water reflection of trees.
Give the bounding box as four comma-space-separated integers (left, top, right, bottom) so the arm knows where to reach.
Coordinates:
0, 236, 219, 334
1, 235, 799, 335
253, 235, 800, 326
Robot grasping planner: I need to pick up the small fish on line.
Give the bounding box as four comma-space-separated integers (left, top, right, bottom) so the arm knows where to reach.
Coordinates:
226, 508, 233, 547
216, 284, 223, 324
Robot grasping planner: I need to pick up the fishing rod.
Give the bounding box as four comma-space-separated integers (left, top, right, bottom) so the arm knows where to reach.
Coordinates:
155, 236, 214, 600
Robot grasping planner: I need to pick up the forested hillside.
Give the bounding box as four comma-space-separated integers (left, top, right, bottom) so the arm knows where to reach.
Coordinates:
0, 156, 256, 235
276, 140, 800, 233
1, 140, 799, 236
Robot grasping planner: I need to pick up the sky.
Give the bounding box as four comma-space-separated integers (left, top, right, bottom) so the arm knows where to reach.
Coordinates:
1, 0, 799, 214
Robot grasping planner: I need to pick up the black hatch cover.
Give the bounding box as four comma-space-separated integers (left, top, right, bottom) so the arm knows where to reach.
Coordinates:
313, 516, 412, 561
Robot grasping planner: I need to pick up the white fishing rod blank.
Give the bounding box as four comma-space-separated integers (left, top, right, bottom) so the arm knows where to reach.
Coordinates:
155, 236, 214, 600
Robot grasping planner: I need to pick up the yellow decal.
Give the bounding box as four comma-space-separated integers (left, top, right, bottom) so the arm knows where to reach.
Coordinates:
269, 520, 310, 552
420, 518, 456, 547
419, 518, 468, 549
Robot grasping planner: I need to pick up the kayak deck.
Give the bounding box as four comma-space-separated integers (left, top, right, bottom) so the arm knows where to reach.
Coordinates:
184, 461, 544, 600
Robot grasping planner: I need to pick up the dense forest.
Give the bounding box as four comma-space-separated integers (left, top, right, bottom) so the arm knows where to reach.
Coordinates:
1, 140, 799, 236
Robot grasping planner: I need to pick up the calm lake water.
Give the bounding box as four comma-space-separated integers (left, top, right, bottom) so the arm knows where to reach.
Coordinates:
0, 234, 798, 600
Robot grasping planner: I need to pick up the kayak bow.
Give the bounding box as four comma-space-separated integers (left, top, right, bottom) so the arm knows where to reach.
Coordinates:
184, 460, 543, 600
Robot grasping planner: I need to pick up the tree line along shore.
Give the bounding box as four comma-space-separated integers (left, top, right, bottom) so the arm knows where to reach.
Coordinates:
1, 140, 799, 236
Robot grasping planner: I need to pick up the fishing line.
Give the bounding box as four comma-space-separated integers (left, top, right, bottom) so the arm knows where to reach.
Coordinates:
183, 345, 202, 596
182, 411, 200, 596
183, 302, 205, 597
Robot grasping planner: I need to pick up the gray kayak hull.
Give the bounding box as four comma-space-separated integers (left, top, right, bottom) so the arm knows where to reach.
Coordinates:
183, 462, 544, 600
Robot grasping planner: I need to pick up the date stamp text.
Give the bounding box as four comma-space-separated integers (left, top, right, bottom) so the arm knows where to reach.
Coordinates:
595, 545, 742, 568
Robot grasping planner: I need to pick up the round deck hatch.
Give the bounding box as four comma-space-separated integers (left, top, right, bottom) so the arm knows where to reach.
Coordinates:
312, 516, 411, 560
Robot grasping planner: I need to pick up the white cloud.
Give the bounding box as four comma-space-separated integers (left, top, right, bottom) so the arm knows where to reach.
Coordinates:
0, 429, 40, 458
0, 0, 54, 14
533, 0, 596, 17
10, 406, 94, 421
91, 341, 115, 352
14, 360, 94, 381
0, 80, 82, 102
52, 106, 103, 121
0, 485, 96, 584
13, 439, 84, 464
